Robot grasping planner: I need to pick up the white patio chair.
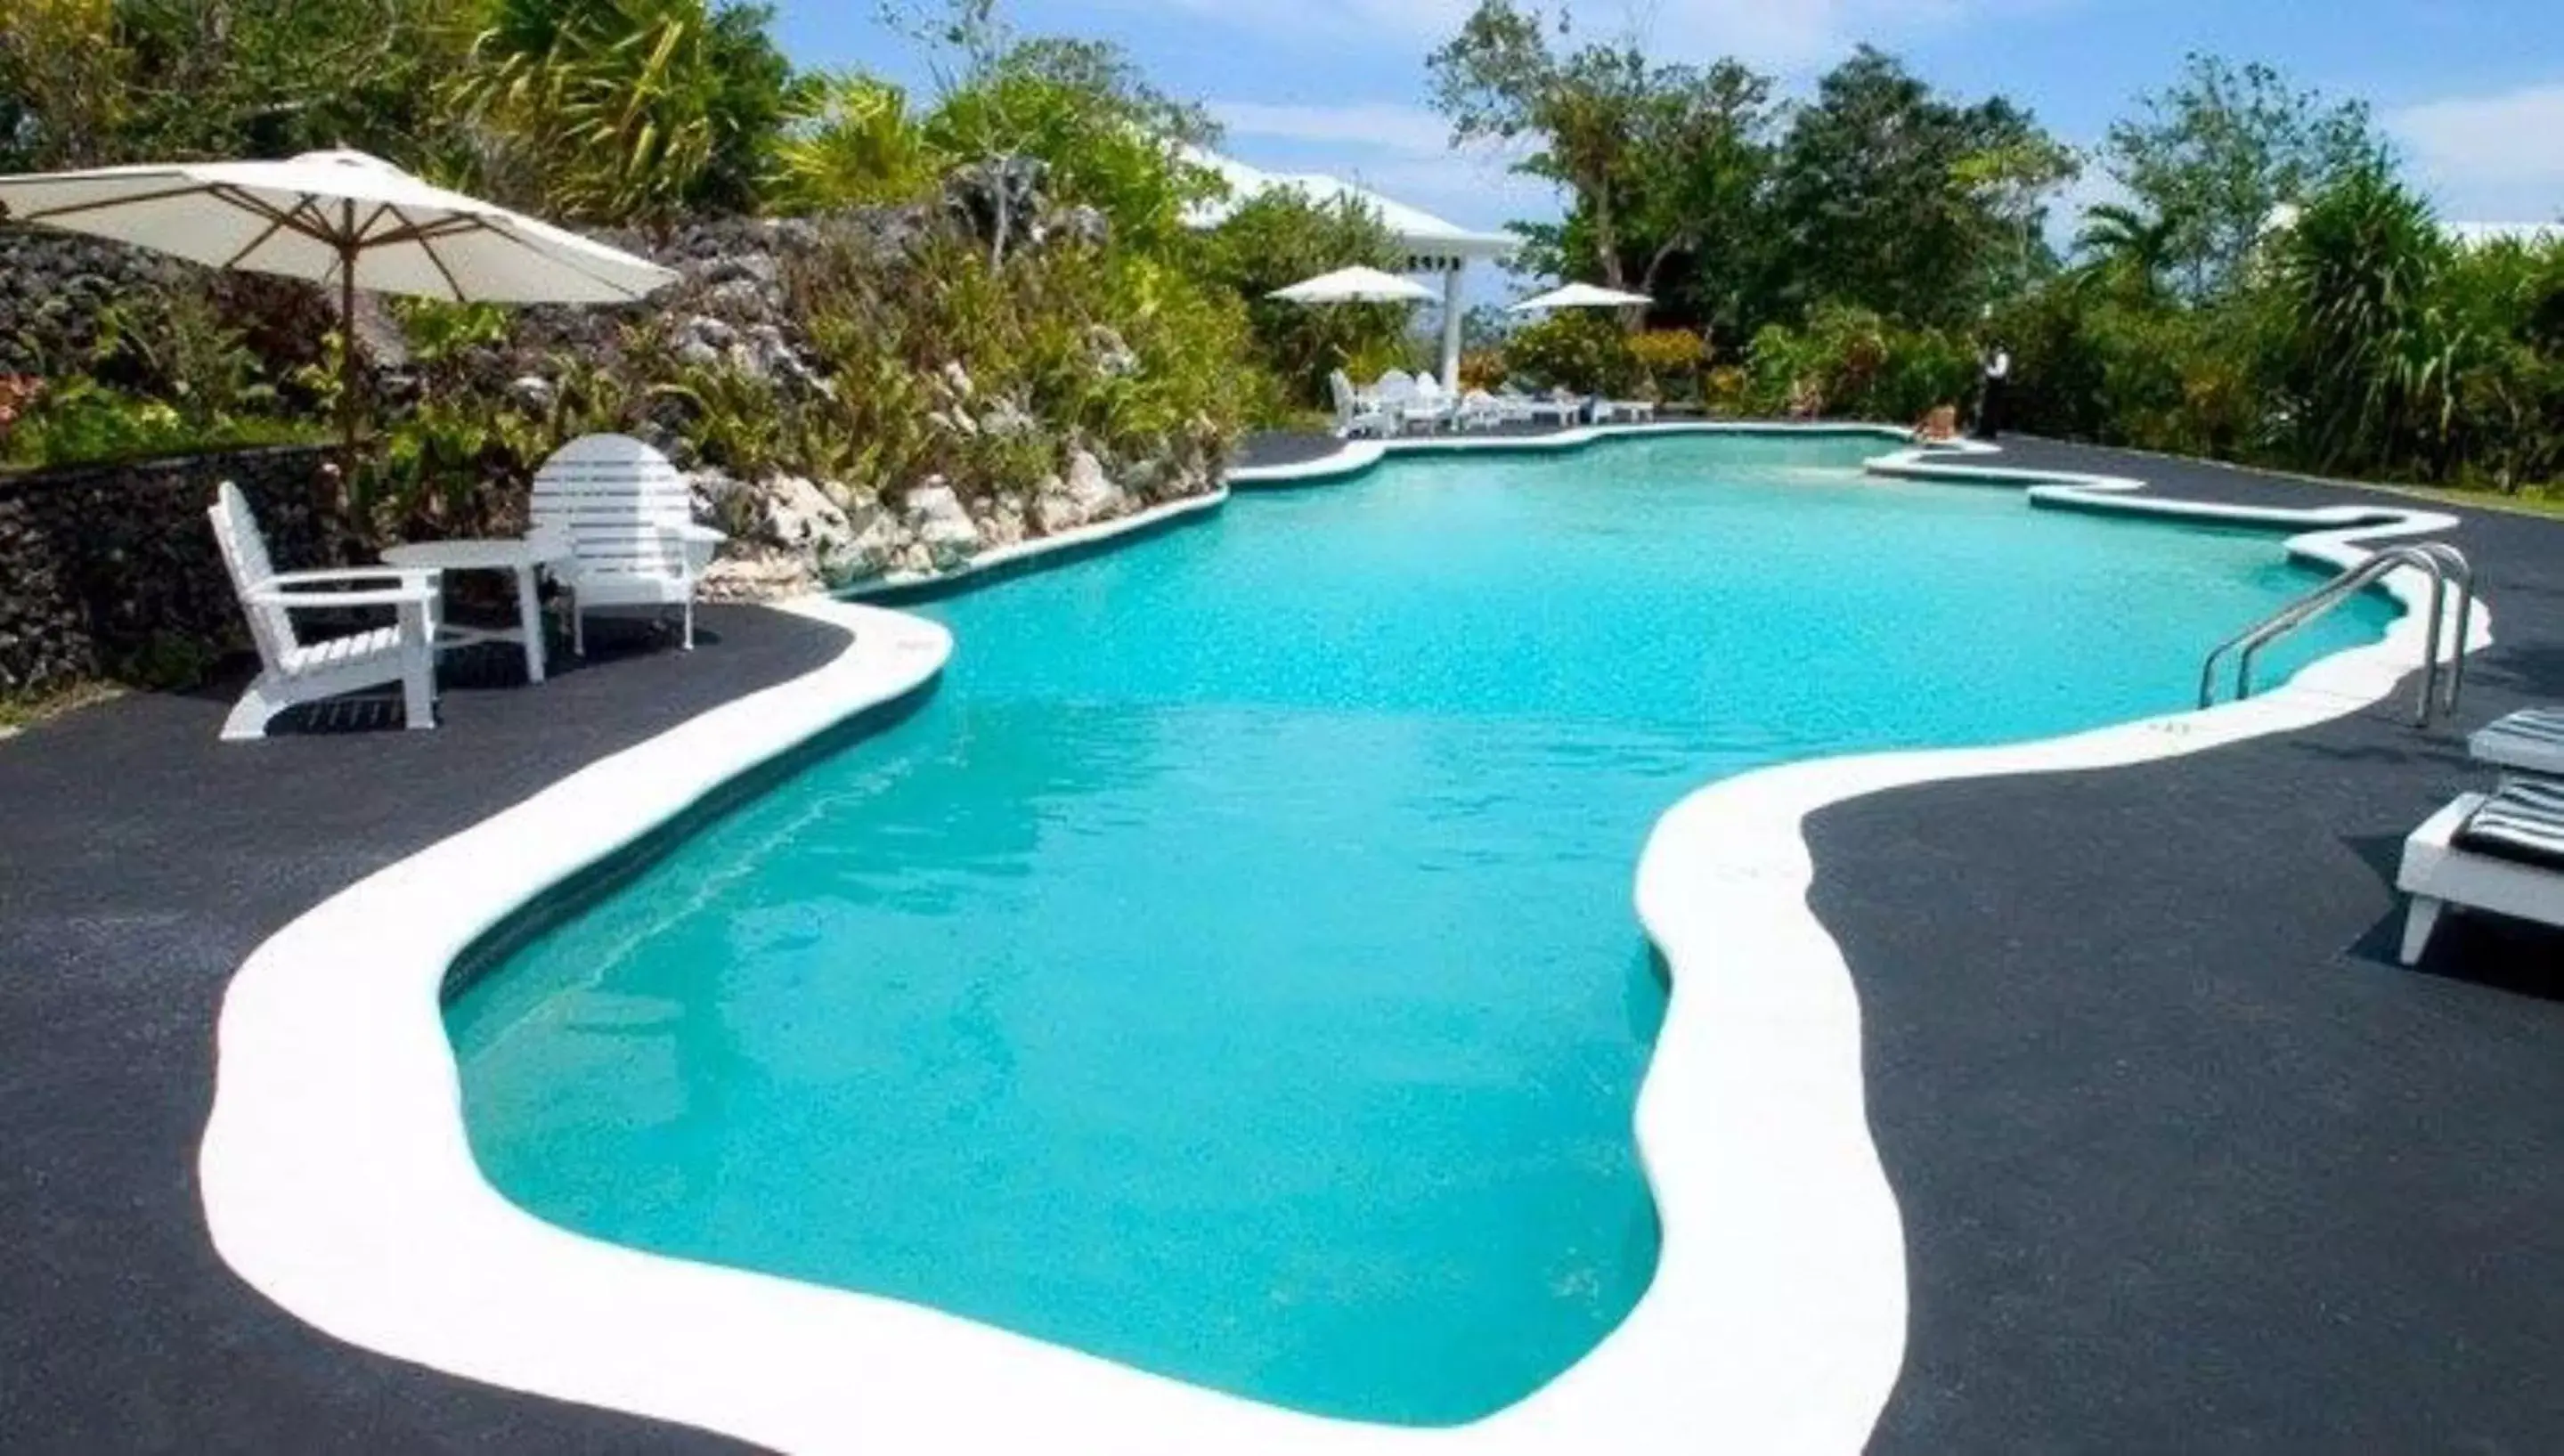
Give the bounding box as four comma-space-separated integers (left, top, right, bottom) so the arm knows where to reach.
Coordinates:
208, 481, 442, 741
529, 434, 727, 653
1457, 389, 1509, 431
1404, 377, 1459, 434
1595, 397, 1659, 424
2397, 780, 2564, 964
1328, 370, 1394, 439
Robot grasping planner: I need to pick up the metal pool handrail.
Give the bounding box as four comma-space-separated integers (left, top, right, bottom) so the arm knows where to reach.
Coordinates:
2198, 542, 2473, 727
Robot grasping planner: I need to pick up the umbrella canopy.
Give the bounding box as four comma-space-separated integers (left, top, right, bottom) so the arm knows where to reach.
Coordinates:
1508, 282, 1654, 313
0, 149, 677, 458
1269, 265, 1438, 305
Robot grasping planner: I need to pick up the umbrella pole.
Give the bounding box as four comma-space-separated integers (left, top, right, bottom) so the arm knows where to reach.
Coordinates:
337, 233, 358, 490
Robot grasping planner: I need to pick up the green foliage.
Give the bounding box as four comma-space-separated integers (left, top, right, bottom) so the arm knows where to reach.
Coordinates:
1501, 312, 1639, 395
96, 0, 476, 165
770, 73, 936, 212
1768, 47, 2075, 328
446, 0, 805, 225
1429, 1, 1787, 316
1627, 329, 1706, 403
918, 40, 1220, 258
1745, 305, 1978, 422
2104, 53, 2387, 301
0, 375, 323, 470
1190, 191, 1405, 415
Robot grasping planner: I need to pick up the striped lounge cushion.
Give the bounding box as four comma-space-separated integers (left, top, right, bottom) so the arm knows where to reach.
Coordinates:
2456, 777, 2564, 871
2485, 707, 2564, 753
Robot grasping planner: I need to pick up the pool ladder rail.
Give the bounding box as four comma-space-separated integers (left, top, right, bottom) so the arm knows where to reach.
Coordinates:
2198, 542, 2474, 727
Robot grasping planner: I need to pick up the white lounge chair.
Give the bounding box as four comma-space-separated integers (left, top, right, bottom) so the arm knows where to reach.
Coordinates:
1404, 377, 1459, 434
2397, 779, 2564, 964
208, 481, 442, 741
1329, 370, 1394, 439
2471, 706, 2564, 778
1456, 389, 1509, 431
1495, 386, 1579, 427
1594, 397, 1659, 424
529, 434, 727, 653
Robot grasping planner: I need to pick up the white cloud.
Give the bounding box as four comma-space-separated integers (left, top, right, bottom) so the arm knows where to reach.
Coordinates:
2390, 84, 2564, 224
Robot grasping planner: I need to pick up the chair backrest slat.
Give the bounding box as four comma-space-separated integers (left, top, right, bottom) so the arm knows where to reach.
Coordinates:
530, 434, 692, 581
208, 482, 297, 671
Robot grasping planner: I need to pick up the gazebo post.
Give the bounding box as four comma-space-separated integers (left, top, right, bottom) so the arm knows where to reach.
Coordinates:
1437, 261, 1466, 394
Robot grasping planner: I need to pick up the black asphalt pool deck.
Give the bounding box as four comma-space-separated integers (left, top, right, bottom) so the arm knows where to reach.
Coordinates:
4, 435, 2564, 1452
0, 614, 831, 1454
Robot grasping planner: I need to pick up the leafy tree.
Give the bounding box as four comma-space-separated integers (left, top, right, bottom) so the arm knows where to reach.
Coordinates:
0, 0, 128, 169
2072, 201, 2185, 300
1429, 0, 1763, 310
2104, 54, 2388, 301
1766, 47, 2072, 329
1191, 190, 1404, 409
108, 0, 480, 163
447, 0, 806, 225
2268, 163, 2461, 474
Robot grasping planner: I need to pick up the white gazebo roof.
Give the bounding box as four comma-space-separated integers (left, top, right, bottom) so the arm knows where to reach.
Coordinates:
1181, 147, 1516, 271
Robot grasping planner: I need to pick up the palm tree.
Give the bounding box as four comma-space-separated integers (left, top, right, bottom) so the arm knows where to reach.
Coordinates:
2074, 202, 2182, 299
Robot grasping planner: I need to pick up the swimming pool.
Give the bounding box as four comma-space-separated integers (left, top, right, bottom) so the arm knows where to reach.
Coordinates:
444, 433, 2395, 1427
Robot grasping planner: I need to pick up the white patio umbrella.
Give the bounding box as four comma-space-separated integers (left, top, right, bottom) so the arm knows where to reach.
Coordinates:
1508, 281, 1654, 313
1268, 265, 1438, 305
0, 149, 677, 459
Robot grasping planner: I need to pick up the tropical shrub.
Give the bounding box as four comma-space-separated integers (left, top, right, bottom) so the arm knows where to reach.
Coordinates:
1746, 304, 1974, 421
1502, 312, 1640, 395
446, 0, 805, 225
1628, 329, 1706, 403
919, 39, 1221, 260
771, 73, 937, 213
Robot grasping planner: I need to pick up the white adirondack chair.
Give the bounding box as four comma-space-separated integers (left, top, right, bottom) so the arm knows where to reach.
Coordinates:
528, 435, 726, 653
208, 481, 442, 741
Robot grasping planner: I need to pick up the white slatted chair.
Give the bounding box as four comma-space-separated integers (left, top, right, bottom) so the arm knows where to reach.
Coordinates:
529, 435, 726, 653
208, 481, 442, 741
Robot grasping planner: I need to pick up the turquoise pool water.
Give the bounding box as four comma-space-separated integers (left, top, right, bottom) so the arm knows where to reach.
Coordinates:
446, 434, 2395, 1426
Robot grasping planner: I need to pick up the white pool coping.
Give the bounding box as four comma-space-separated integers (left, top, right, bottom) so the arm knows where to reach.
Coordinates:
199, 430, 2484, 1454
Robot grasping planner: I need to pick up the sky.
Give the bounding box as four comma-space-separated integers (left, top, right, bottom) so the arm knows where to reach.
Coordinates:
771, 0, 2564, 271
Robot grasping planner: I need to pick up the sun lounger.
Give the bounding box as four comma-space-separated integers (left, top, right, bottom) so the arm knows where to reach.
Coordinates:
2397, 778, 2564, 964
2470, 706, 2564, 779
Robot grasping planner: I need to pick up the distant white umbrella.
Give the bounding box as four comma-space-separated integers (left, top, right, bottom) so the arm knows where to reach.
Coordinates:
1508, 281, 1655, 313
1268, 265, 1438, 305
0, 149, 677, 459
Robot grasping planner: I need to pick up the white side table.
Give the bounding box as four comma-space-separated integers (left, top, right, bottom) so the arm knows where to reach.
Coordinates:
381, 537, 566, 684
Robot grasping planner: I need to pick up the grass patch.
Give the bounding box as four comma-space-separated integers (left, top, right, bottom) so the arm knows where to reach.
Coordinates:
0, 680, 125, 736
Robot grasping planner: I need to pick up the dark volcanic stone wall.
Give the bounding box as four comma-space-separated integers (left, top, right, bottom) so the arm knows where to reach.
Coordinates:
0, 447, 343, 695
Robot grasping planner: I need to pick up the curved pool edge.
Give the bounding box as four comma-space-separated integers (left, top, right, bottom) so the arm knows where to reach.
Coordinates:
195, 438, 2486, 1455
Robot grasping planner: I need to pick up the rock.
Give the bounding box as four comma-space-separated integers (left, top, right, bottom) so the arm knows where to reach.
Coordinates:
763, 473, 852, 560
1086, 325, 1139, 378
903, 478, 982, 570
685, 468, 750, 523
1063, 450, 1129, 522
1041, 205, 1111, 250
508, 375, 556, 411
699, 544, 823, 602
700, 252, 782, 289
1032, 479, 1083, 535
700, 277, 774, 321
980, 496, 1027, 549
980, 395, 1036, 437
940, 361, 974, 401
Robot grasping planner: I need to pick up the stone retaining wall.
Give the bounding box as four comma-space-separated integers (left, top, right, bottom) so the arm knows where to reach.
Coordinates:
0, 446, 343, 695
